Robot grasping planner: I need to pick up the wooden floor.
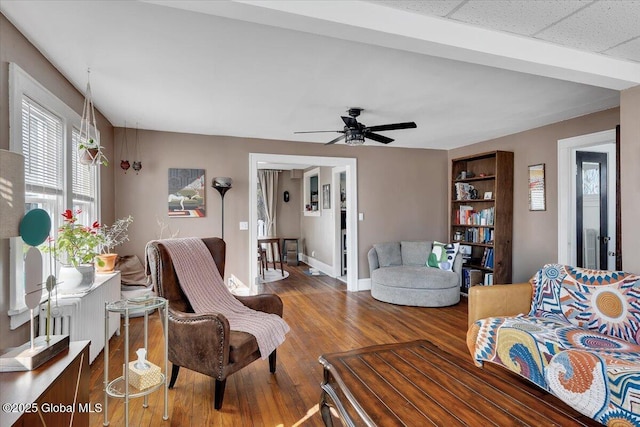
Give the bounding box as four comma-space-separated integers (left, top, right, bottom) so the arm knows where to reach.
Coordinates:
90, 263, 597, 426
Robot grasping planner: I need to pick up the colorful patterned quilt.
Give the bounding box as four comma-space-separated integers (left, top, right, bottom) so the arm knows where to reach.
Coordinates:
467, 264, 640, 426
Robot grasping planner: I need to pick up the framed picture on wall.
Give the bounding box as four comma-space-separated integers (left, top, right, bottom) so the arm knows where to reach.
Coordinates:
168, 168, 206, 217
528, 163, 546, 211
322, 184, 331, 209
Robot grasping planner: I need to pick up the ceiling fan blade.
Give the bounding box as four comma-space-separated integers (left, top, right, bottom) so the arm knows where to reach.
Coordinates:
367, 122, 417, 132
294, 130, 342, 134
325, 134, 346, 145
341, 116, 359, 128
365, 132, 394, 144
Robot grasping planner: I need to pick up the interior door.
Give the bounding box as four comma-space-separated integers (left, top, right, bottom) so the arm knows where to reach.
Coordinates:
576, 151, 609, 269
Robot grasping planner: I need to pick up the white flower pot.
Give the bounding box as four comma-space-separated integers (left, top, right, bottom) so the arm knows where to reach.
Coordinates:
57, 264, 95, 293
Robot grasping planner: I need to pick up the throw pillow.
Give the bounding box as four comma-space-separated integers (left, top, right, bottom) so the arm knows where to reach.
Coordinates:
401, 241, 431, 266
374, 242, 402, 267
529, 264, 640, 344
427, 241, 459, 271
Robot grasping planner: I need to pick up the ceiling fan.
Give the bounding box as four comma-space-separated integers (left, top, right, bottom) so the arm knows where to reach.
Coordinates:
294, 108, 417, 146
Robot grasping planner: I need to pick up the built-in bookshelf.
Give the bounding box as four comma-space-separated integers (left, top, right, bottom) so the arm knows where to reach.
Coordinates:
451, 151, 513, 291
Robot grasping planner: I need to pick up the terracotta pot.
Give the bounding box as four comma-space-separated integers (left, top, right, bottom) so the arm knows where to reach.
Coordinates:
96, 253, 118, 273
79, 148, 99, 165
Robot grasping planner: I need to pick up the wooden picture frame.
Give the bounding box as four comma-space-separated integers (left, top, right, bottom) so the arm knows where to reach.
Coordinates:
528, 163, 546, 211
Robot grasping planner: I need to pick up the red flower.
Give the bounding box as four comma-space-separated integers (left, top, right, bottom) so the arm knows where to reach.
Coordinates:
62, 209, 73, 220
92, 221, 101, 229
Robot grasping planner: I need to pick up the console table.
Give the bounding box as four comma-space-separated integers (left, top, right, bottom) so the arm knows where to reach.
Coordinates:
0, 341, 90, 427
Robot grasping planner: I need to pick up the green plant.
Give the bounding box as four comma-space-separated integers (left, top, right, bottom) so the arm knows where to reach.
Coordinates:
42, 209, 105, 267
78, 138, 108, 166
100, 215, 133, 253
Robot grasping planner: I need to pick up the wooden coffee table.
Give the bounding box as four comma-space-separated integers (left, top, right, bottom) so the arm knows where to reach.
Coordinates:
318, 340, 599, 427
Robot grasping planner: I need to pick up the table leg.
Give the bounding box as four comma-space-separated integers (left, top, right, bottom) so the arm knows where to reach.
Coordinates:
276, 241, 284, 276
319, 367, 335, 427
319, 389, 334, 427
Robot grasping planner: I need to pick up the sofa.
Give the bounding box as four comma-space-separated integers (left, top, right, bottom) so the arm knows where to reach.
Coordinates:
467, 264, 640, 426
368, 241, 462, 307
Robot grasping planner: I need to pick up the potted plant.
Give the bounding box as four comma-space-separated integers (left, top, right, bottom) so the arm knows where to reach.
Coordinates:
78, 138, 108, 166
42, 209, 105, 293
96, 215, 133, 273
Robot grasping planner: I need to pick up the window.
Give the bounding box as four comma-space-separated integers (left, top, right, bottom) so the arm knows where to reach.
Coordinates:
9, 64, 100, 328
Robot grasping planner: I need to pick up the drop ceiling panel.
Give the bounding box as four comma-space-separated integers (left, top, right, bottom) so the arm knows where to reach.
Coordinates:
536, 0, 640, 54
606, 37, 640, 62
450, 0, 591, 36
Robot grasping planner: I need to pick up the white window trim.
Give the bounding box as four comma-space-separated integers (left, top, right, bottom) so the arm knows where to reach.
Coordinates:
8, 63, 101, 329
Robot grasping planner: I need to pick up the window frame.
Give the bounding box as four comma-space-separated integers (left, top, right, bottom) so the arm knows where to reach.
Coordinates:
8, 63, 101, 329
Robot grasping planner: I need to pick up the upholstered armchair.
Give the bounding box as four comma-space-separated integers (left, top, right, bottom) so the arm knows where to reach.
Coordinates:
146, 237, 284, 410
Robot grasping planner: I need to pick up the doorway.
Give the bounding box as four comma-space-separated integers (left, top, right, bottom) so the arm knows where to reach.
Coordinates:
576, 151, 609, 269
249, 153, 359, 291
332, 167, 347, 282
558, 129, 617, 269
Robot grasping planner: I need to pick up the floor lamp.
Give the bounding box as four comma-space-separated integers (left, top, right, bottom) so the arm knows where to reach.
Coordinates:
212, 177, 232, 240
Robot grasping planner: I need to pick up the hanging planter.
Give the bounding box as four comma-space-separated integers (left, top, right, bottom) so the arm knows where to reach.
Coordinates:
78, 69, 108, 167
120, 122, 131, 173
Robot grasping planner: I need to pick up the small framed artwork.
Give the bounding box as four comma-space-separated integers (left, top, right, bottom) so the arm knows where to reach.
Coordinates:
528, 163, 546, 211
168, 168, 206, 217
483, 192, 493, 200
322, 184, 331, 209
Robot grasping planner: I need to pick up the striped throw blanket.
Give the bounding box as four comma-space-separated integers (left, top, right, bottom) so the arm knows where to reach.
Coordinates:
161, 237, 289, 359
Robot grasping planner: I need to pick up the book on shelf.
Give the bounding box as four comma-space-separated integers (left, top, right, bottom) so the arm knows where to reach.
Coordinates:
481, 247, 494, 268
483, 273, 494, 285
462, 267, 483, 292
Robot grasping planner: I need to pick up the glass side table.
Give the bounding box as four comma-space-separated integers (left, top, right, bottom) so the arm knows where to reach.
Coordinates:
103, 296, 168, 426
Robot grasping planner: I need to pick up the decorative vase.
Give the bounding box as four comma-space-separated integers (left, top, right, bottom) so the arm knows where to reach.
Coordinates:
79, 148, 99, 165
96, 253, 118, 273
57, 264, 95, 293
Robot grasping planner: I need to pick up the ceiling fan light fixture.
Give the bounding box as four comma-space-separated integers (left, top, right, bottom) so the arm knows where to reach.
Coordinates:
345, 129, 365, 146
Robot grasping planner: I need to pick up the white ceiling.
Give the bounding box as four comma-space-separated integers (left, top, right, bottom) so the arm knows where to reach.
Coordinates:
2, 0, 639, 150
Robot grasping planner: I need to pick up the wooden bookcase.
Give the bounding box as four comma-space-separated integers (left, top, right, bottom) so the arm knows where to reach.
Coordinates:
451, 151, 513, 287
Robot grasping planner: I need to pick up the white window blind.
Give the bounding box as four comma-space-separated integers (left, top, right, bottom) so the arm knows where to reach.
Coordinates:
21, 97, 63, 196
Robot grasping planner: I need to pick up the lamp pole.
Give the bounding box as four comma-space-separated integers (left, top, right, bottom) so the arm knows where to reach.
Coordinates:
213, 178, 232, 240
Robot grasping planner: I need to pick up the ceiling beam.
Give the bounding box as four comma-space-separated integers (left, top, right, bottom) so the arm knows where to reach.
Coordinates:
144, 0, 640, 90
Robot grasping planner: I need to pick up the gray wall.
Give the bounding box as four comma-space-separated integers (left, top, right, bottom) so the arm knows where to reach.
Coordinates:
620, 86, 640, 273
300, 166, 334, 267
448, 107, 621, 283
114, 128, 451, 287
275, 171, 301, 241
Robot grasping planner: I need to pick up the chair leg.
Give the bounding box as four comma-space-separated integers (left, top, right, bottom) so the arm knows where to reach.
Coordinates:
169, 364, 180, 389
214, 379, 227, 410
269, 349, 277, 373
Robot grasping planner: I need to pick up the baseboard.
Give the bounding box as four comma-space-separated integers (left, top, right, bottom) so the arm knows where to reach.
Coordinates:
358, 278, 372, 291
300, 254, 335, 277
